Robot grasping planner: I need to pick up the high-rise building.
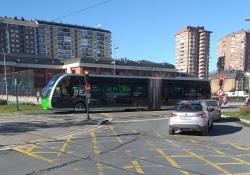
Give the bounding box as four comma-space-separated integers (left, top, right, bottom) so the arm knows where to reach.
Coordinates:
175, 26, 211, 79
217, 30, 250, 72
0, 16, 112, 60
0, 16, 38, 55
36, 20, 112, 60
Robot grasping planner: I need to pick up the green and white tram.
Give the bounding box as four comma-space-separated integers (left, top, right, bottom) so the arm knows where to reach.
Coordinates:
41, 73, 211, 112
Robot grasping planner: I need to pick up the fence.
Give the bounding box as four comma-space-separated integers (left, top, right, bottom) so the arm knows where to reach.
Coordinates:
0, 70, 35, 97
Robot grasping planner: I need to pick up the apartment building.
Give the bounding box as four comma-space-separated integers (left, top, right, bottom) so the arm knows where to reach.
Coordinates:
175, 26, 211, 79
0, 16, 112, 60
36, 20, 112, 60
217, 30, 250, 72
0, 16, 38, 55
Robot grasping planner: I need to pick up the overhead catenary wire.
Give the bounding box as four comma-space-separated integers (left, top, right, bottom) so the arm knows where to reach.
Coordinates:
51, 0, 113, 21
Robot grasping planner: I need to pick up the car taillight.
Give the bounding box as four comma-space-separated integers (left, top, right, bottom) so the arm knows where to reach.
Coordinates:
197, 113, 206, 118
169, 112, 177, 117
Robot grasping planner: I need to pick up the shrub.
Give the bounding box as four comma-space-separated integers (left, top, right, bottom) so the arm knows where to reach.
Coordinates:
21, 102, 37, 106
239, 106, 250, 115
0, 99, 7, 105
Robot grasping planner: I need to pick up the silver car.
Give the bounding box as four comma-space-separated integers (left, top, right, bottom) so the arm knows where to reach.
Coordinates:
205, 100, 221, 121
169, 100, 213, 136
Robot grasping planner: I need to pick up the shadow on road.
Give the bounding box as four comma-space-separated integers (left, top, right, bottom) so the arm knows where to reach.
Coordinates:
209, 124, 242, 136
0, 119, 100, 135
177, 124, 242, 137
219, 117, 241, 123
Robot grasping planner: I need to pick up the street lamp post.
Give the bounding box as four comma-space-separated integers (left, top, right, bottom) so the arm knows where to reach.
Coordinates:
1, 48, 8, 102
113, 46, 119, 75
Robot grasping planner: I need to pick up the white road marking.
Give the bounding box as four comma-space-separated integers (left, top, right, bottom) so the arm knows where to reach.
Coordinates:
113, 117, 169, 123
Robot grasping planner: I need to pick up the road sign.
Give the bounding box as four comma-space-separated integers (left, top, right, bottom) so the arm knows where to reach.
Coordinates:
216, 89, 224, 96
84, 83, 91, 93
222, 94, 229, 105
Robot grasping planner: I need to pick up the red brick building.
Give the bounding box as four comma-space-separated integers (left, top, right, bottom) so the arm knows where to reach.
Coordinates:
0, 54, 177, 91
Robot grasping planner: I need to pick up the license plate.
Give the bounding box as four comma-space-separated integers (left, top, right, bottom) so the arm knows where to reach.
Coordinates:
180, 116, 191, 120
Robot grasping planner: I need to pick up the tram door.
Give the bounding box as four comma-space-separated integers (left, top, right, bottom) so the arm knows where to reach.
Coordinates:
148, 78, 162, 110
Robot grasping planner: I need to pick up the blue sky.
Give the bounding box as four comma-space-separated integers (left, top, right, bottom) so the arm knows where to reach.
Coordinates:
1, 0, 250, 72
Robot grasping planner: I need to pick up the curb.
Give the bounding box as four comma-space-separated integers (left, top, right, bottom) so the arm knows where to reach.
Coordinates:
222, 115, 250, 126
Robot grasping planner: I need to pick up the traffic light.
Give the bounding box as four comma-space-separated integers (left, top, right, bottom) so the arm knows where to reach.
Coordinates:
84, 70, 89, 84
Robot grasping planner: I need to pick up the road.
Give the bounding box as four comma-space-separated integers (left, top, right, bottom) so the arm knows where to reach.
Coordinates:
0, 110, 249, 175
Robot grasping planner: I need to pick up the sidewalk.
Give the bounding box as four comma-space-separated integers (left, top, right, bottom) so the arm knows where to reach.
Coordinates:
0, 95, 40, 105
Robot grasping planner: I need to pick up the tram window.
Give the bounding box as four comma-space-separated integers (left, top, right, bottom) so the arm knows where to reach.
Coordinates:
54, 87, 61, 97
185, 87, 196, 98
133, 85, 147, 97
58, 77, 72, 97
105, 84, 132, 98
91, 84, 102, 98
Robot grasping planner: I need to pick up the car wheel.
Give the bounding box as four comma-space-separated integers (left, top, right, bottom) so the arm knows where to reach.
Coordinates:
169, 127, 174, 135
209, 120, 213, 129
74, 102, 86, 113
201, 126, 209, 136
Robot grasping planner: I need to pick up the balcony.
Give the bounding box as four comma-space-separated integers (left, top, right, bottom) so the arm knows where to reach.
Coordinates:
199, 61, 205, 66
200, 43, 207, 47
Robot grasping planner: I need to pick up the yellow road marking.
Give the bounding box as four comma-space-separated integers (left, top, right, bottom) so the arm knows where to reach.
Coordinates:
26, 144, 37, 153
156, 149, 181, 168
90, 132, 100, 155
131, 161, 145, 174
202, 155, 226, 158
200, 144, 225, 155
155, 133, 181, 148
170, 155, 193, 158
189, 139, 225, 155
185, 150, 231, 174
231, 157, 250, 165
97, 163, 105, 175
57, 135, 72, 156
227, 143, 248, 151
155, 132, 164, 139
190, 139, 199, 144
125, 164, 163, 169
108, 126, 123, 144
124, 161, 145, 174
32, 151, 58, 154
125, 165, 133, 169
215, 162, 244, 165
236, 154, 250, 157
165, 139, 181, 147
217, 173, 250, 175
14, 147, 54, 163
145, 140, 190, 175
90, 132, 105, 175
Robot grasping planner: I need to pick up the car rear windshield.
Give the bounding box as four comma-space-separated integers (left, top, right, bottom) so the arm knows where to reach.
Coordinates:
174, 104, 203, 112
207, 101, 218, 107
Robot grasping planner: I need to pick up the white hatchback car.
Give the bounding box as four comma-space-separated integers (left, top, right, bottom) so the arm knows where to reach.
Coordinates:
168, 100, 214, 136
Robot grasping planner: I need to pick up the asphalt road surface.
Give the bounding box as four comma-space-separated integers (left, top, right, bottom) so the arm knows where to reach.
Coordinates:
0, 110, 249, 175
